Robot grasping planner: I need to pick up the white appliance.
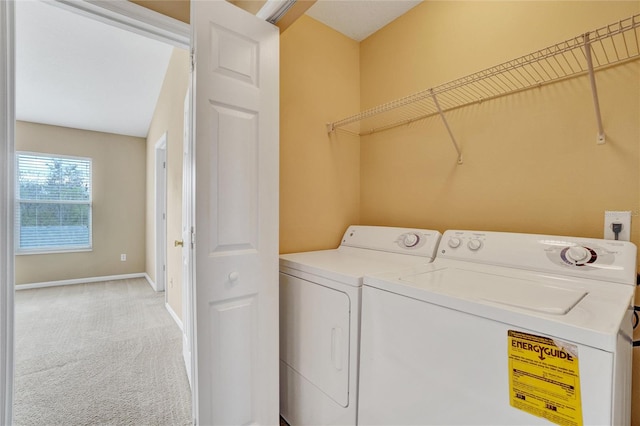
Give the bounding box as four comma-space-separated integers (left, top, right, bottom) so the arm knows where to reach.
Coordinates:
359, 230, 637, 426
279, 225, 442, 425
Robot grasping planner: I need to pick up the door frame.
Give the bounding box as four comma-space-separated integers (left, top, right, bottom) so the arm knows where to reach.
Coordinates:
0, 2, 189, 424
0, 1, 15, 423
154, 133, 167, 293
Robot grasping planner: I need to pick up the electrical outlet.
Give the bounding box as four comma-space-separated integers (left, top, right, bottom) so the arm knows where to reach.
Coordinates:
120, 254, 127, 261
604, 211, 631, 241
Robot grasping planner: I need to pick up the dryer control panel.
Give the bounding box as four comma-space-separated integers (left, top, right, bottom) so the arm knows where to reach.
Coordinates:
438, 230, 637, 285
341, 226, 441, 259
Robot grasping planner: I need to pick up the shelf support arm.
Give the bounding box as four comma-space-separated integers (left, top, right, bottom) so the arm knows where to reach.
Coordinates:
584, 32, 606, 144
430, 89, 463, 164
326, 122, 335, 133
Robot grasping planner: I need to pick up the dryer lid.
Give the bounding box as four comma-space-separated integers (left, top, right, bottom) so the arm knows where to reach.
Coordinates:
280, 247, 433, 287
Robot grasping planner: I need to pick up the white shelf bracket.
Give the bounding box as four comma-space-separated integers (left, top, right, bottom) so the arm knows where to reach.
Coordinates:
430, 89, 463, 164
584, 32, 606, 144
326, 122, 335, 133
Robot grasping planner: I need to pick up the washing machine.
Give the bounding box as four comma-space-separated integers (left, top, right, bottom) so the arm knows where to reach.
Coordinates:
279, 225, 442, 426
359, 230, 637, 426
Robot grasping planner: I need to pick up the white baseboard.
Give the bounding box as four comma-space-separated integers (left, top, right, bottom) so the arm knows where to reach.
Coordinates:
165, 302, 183, 331
16, 273, 146, 290
143, 273, 160, 292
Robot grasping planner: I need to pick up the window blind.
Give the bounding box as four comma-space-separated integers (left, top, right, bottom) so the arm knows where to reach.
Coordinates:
16, 153, 92, 253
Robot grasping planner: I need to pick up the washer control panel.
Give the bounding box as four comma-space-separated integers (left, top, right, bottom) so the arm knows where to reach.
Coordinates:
545, 242, 615, 270
341, 226, 442, 259
439, 230, 637, 285
441, 232, 487, 255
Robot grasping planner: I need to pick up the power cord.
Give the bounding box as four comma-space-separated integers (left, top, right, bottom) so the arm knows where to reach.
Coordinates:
634, 274, 640, 347
612, 223, 623, 241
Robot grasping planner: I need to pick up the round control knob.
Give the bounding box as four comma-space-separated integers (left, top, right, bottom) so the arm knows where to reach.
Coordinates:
467, 239, 482, 251
448, 237, 461, 248
402, 233, 420, 248
567, 246, 589, 263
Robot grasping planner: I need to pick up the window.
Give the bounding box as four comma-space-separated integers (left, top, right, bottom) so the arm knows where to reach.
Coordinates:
16, 152, 92, 254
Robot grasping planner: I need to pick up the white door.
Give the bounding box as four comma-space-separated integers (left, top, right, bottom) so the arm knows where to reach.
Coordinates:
181, 89, 193, 388
192, 2, 279, 425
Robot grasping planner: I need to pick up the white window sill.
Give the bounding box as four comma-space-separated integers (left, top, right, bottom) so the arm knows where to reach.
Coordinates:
15, 248, 93, 256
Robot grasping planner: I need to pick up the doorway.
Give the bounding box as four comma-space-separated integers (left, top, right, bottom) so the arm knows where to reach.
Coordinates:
155, 132, 167, 293
3, 2, 282, 425
4, 1, 192, 424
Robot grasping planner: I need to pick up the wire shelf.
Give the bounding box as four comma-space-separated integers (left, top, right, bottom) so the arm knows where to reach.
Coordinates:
327, 14, 640, 140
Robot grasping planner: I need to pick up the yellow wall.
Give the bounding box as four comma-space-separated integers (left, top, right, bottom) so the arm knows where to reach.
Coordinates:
360, 1, 640, 249
358, 1, 640, 424
130, 0, 189, 23
279, 15, 361, 253
146, 47, 190, 318
281, 3, 640, 254
230, 1, 265, 16
15, 121, 146, 285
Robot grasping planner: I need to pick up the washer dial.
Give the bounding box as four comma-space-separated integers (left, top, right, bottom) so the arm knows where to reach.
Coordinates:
557, 245, 598, 267
402, 233, 420, 248
467, 238, 482, 251
566, 246, 589, 263
448, 237, 461, 248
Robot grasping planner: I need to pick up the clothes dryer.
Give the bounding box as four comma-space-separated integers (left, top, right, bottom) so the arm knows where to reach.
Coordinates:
279, 225, 441, 426
359, 230, 636, 426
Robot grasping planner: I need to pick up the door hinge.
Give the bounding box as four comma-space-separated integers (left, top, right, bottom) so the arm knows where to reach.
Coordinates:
190, 226, 195, 249
163, 161, 166, 169
190, 48, 195, 72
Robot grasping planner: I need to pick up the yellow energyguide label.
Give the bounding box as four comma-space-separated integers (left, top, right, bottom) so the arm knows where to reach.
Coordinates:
508, 330, 582, 426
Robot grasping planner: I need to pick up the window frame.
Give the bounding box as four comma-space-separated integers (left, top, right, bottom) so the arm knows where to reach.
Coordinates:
15, 151, 93, 255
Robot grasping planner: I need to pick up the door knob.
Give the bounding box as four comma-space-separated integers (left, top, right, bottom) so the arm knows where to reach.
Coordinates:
174, 240, 184, 247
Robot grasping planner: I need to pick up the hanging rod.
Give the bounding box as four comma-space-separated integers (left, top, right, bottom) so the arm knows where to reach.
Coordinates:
327, 13, 640, 145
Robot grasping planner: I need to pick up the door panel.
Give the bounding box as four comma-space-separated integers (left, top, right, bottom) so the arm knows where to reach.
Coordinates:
210, 25, 258, 85
208, 102, 257, 253
209, 296, 257, 426
192, 2, 279, 425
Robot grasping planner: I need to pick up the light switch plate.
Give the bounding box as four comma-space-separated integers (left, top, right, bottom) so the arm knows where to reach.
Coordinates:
604, 211, 631, 241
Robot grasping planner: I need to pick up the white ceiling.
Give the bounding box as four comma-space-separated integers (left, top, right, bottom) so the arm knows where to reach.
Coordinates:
16, 1, 174, 138
306, 0, 422, 42
15, 0, 420, 139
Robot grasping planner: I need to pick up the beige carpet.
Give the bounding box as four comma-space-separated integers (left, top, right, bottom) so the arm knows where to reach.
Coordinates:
13, 278, 192, 425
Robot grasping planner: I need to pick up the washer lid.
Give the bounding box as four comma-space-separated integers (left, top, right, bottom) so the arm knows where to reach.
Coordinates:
401, 268, 587, 315
364, 261, 635, 351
